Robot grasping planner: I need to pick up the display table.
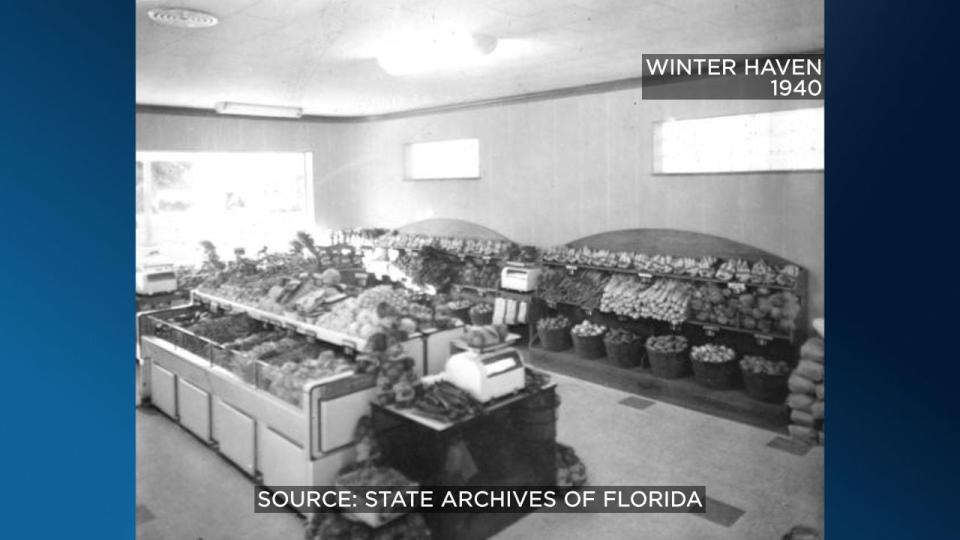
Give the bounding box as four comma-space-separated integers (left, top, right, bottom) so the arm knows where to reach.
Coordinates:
371, 383, 557, 540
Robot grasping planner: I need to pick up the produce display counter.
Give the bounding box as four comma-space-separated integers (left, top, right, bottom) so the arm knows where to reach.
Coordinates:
137, 300, 464, 498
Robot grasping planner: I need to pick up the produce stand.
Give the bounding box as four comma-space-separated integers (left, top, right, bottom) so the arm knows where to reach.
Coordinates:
371, 382, 558, 540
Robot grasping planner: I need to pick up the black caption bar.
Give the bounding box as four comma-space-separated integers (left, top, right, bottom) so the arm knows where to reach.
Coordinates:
641, 54, 824, 99
254, 486, 706, 514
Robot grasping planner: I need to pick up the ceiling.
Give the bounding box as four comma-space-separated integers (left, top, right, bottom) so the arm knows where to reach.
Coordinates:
136, 0, 824, 116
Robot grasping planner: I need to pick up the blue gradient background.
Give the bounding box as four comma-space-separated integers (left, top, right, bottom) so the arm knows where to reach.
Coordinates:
2, 0, 958, 538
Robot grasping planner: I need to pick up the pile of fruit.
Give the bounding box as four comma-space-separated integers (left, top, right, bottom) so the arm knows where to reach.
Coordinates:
411, 380, 484, 422
632, 279, 694, 324
690, 344, 737, 364
458, 260, 501, 288
537, 315, 571, 332
571, 320, 606, 338
375, 354, 419, 407
469, 303, 493, 317
537, 269, 609, 309
646, 334, 689, 353
261, 350, 353, 405
463, 324, 509, 348
604, 328, 642, 344
377, 233, 515, 259
690, 284, 740, 326
737, 289, 802, 334
740, 355, 791, 376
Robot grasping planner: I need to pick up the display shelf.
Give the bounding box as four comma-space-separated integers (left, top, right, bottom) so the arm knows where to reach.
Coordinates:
684, 319, 792, 342
539, 260, 798, 292
192, 290, 368, 350
525, 345, 788, 433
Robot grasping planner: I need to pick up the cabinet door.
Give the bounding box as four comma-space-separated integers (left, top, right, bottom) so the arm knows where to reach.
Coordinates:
213, 399, 256, 476
177, 378, 211, 442
259, 426, 306, 488
150, 363, 177, 418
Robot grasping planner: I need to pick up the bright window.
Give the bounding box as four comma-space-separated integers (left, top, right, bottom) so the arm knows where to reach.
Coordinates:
404, 138, 480, 180
654, 107, 824, 174
136, 151, 313, 266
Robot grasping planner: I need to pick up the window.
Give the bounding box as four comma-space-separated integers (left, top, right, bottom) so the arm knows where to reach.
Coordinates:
404, 138, 480, 180
653, 107, 824, 174
136, 151, 313, 266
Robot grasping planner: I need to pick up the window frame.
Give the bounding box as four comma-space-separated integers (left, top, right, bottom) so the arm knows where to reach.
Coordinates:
652, 107, 824, 175
403, 138, 481, 181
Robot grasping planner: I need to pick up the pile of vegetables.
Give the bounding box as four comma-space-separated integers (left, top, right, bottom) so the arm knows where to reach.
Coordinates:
261, 350, 353, 405
599, 274, 652, 317
632, 279, 694, 324
411, 380, 484, 422
604, 328, 642, 344
537, 315, 571, 331
571, 320, 606, 338
459, 260, 501, 288
537, 268, 609, 309
469, 303, 493, 317
447, 299, 473, 311
740, 355, 791, 376
690, 344, 737, 364
463, 324, 509, 348
646, 334, 688, 353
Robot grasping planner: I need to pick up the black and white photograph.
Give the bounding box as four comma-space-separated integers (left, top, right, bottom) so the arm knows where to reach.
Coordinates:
135, 1, 825, 539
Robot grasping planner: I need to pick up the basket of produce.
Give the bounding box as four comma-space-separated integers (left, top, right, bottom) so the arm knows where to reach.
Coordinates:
468, 302, 494, 325
446, 299, 473, 324
739, 355, 791, 402
570, 321, 607, 359
645, 335, 690, 378
537, 315, 573, 351
604, 329, 644, 368
690, 344, 740, 389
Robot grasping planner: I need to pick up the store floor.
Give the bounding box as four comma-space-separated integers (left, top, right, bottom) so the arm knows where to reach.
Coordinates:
137, 371, 822, 540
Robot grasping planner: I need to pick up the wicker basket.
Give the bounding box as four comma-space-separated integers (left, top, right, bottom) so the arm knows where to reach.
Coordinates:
513, 391, 559, 442
647, 345, 690, 379
572, 332, 606, 359
469, 310, 494, 326
539, 326, 572, 351
742, 370, 789, 402
604, 337, 644, 368
691, 358, 741, 389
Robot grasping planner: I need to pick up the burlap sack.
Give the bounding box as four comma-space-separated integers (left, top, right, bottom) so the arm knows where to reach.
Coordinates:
788, 424, 817, 442
787, 392, 815, 411
815, 383, 824, 400
800, 337, 824, 363
790, 409, 815, 427
811, 400, 824, 419
795, 359, 824, 382
788, 374, 816, 394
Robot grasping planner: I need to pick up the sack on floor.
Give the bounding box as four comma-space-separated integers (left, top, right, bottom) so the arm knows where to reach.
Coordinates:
815, 383, 824, 400
782, 525, 821, 540
790, 409, 815, 427
800, 338, 824, 364
788, 424, 818, 442
788, 374, 816, 394
787, 392, 815, 411
795, 360, 824, 383
811, 400, 824, 420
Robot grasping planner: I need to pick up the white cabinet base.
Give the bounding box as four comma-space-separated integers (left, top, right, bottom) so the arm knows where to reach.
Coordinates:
150, 363, 177, 419
213, 399, 257, 476
177, 378, 212, 442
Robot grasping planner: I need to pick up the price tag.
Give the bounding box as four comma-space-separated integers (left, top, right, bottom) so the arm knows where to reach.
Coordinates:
565, 265, 578, 274
458, 254, 466, 262
584, 308, 594, 316
637, 272, 653, 280
546, 300, 557, 309
728, 283, 747, 293
702, 325, 719, 337
754, 333, 773, 346
452, 284, 462, 292
482, 256, 492, 263
342, 339, 358, 356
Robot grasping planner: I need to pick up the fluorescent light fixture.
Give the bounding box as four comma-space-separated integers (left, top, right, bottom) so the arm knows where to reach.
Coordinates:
215, 102, 303, 118
377, 31, 498, 76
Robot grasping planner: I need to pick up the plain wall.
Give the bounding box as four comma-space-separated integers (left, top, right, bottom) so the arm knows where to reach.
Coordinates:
136, 92, 824, 317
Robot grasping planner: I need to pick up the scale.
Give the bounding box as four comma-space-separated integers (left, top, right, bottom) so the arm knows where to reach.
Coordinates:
444, 347, 526, 403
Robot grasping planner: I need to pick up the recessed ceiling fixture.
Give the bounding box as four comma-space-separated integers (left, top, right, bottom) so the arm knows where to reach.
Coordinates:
147, 8, 219, 29
215, 102, 303, 119
377, 31, 499, 76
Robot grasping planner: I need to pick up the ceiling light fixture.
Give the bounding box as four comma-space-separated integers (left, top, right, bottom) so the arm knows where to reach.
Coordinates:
215, 102, 303, 119
147, 8, 219, 29
377, 31, 499, 76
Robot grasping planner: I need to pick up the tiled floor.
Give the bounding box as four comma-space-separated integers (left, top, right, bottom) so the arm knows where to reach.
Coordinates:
137, 371, 822, 540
